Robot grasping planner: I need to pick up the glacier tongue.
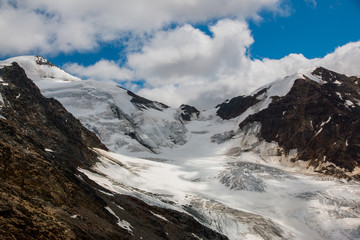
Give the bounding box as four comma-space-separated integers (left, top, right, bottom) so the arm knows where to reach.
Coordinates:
80, 105, 360, 240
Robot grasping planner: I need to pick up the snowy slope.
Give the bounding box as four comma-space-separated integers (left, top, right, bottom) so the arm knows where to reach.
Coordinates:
39, 79, 188, 153
2, 56, 360, 240
0, 56, 188, 154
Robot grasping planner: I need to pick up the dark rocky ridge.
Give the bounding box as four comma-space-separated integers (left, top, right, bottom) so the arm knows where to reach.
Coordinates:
34, 55, 56, 67
126, 88, 169, 111
179, 104, 200, 121
0, 63, 228, 239
229, 67, 360, 178
216, 88, 267, 120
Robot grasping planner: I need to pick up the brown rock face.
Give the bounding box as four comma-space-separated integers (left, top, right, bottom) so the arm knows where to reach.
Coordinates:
0, 63, 227, 240
237, 68, 360, 175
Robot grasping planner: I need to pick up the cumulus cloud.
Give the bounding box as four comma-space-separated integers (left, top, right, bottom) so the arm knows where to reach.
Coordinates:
124, 19, 360, 109
64, 60, 133, 82
128, 19, 253, 86
0, 0, 282, 56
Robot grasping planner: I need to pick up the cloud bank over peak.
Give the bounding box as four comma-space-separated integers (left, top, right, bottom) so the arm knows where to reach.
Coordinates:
67, 18, 360, 109
124, 20, 360, 109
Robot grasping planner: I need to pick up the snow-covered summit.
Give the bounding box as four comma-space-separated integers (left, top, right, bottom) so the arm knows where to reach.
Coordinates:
250, 67, 323, 99
0, 56, 81, 82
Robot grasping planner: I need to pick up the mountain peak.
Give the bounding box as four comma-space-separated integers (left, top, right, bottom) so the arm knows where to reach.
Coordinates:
0, 55, 81, 83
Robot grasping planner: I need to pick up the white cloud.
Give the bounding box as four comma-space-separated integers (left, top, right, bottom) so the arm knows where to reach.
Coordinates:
318, 41, 360, 76
125, 19, 360, 109
0, 0, 282, 56
128, 19, 253, 85
64, 60, 133, 82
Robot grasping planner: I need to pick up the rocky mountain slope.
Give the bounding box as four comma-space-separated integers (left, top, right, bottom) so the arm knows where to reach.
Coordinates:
0, 61, 227, 239
217, 67, 360, 179
1, 56, 360, 240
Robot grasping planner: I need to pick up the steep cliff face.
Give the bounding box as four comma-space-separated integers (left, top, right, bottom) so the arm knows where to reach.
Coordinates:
0, 62, 107, 169
0, 63, 227, 240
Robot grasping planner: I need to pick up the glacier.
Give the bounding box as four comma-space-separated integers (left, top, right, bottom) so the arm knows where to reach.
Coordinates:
2, 56, 360, 240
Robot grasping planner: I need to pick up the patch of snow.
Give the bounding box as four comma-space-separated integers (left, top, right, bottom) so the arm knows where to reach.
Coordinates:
0, 115, 6, 120
117, 220, 133, 232
45, 148, 54, 153
97, 189, 115, 196
315, 128, 323, 137
191, 233, 203, 240
16, 94, 21, 99
334, 80, 342, 85
117, 204, 124, 210
105, 206, 133, 233
320, 116, 332, 128
355, 99, 360, 107
71, 214, 78, 219
150, 211, 168, 222
0, 93, 4, 105
345, 100, 354, 108
336, 92, 343, 100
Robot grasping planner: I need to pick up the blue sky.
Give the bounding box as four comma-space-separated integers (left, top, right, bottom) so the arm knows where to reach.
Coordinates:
0, 0, 359, 108
249, 0, 360, 59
